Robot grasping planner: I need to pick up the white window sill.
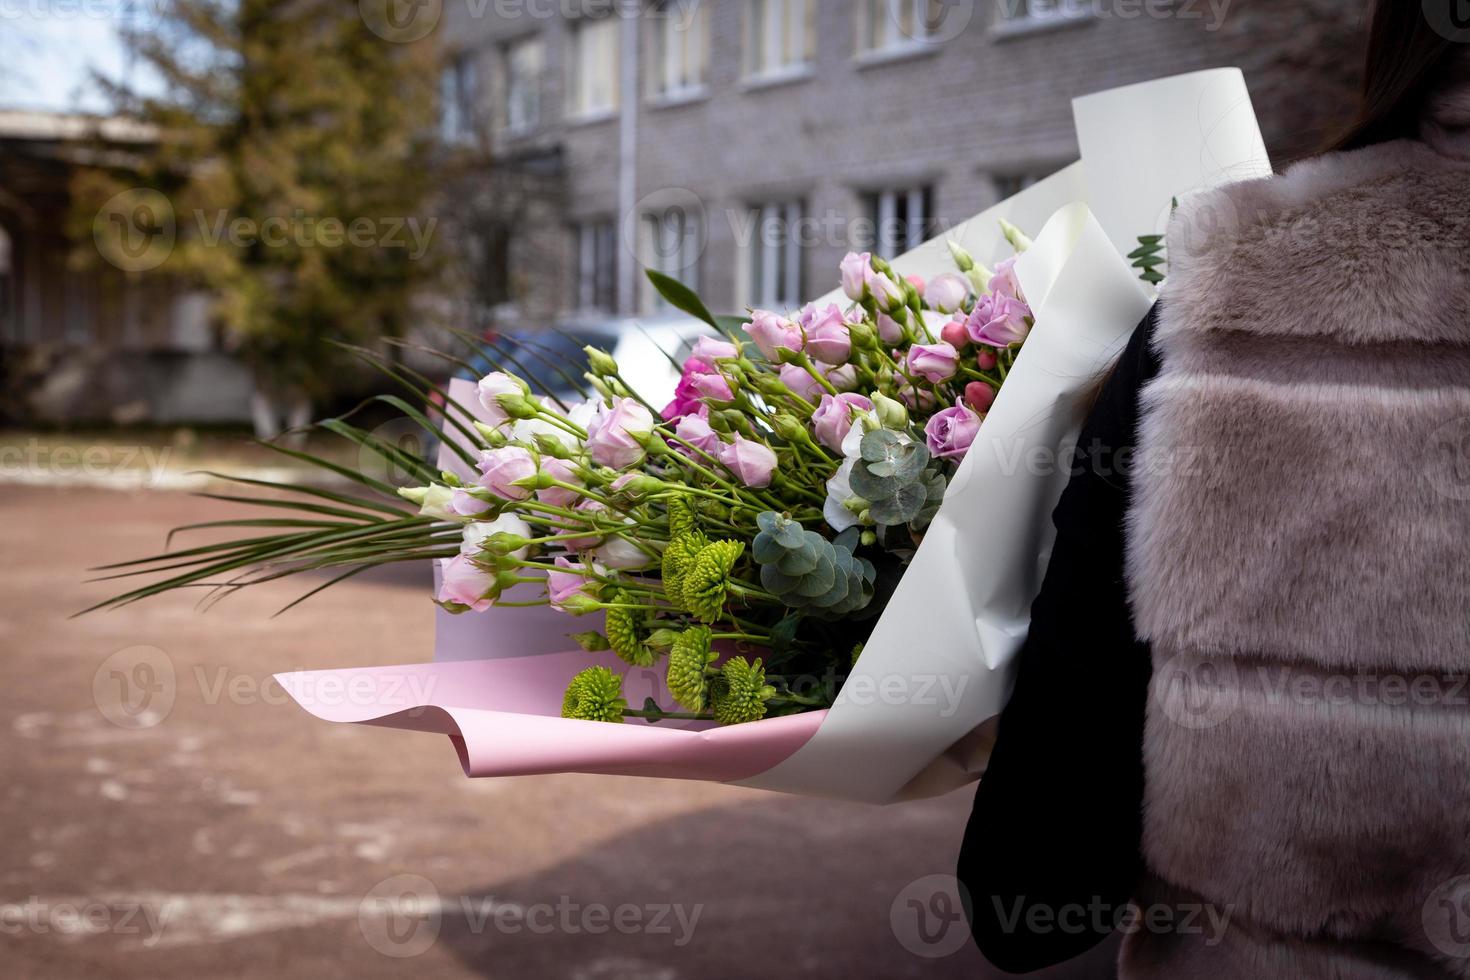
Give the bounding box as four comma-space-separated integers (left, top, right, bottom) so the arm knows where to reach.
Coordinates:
739, 65, 815, 93
498, 123, 540, 141
991, 13, 1094, 41
565, 108, 618, 128
853, 41, 942, 70
647, 86, 710, 110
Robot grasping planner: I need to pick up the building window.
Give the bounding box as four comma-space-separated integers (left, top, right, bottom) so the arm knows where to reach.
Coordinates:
648, 0, 710, 100
502, 36, 544, 134
743, 201, 803, 309
857, 186, 933, 259
440, 51, 478, 145
568, 14, 621, 119
642, 207, 701, 311
744, 0, 815, 80
576, 220, 617, 314
998, 0, 1083, 24
992, 173, 1042, 201
856, 0, 944, 54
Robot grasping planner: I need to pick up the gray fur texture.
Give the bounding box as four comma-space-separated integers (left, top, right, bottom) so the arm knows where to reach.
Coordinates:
1119, 123, 1470, 978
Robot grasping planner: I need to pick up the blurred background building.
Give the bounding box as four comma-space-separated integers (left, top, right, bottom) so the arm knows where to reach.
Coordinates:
0, 0, 1361, 426
439, 0, 1360, 332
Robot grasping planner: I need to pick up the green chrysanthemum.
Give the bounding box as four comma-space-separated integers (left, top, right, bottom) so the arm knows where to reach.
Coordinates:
666, 626, 717, 712
681, 539, 745, 623
667, 496, 699, 540
560, 666, 627, 723
660, 530, 708, 606
604, 591, 653, 667
709, 656, 776, 726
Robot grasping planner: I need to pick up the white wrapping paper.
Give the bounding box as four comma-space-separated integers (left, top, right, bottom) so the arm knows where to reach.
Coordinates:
735, 68, 1272, 802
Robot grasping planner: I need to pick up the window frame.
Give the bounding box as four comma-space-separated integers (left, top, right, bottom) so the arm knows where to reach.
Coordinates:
567, 13, 622, 121
647, 0, 711, 102
857, 185, 934, 260
854, 0, 944, 57
641, 206, 702, 312
439, 51, 479, 146
501, 34, 545, 136
743, 0, 816, 84
574, 218, 618, 315
741, 199, 805, 311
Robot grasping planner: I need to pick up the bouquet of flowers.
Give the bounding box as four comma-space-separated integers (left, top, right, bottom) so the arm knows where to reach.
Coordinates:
402, 233, 1037, 728
97, 69, 1270, 803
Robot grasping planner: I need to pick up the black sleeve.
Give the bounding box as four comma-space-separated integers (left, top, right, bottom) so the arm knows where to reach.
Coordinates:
957, 305, 1162, 974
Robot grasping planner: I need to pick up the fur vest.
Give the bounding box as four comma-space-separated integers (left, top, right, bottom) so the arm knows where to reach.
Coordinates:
1120, 117, 1470, 975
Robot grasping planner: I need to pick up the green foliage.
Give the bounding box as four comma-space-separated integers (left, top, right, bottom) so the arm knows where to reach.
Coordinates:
72, 0, 445, 400
848, 429, 934, 527
645, 269, 720, 330
753, 512, 876, 617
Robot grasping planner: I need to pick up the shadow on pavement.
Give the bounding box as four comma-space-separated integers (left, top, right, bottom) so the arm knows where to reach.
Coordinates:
428, 792, 1119, 980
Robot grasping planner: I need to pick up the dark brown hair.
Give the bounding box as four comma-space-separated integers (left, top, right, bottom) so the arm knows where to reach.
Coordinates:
1328, 0, 1463, 152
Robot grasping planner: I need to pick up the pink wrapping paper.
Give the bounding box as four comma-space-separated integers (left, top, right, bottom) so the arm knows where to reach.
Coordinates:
274, 652, 823, 781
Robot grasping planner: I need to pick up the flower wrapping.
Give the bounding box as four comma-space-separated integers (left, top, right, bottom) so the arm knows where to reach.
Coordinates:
276, 69, 1272, 803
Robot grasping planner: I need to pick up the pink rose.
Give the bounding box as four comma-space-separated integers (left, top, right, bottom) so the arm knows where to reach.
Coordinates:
475, 372, 524, 428
876, 312, 905, 344
905, 273, 926, 293
964, 381, 997, 414
744, 310, 803, 361
800, 303, 853, 365
840, 252, 871, 301
925, 404, 983, 461
718, 433, 778, 488
906, 342, 959, 383
662, 367, 706, 420
546, 556, 600, 611
826, 363, 858, 391
477, 446, 537, 500
536, 456, 581, 508
586, 398, 655, 469
965, 293, 1032, 348
976, 348, 999, 371
865, 268, 907, 313
689, 369, 734, 402
925, 272, 970, 314
559, 499, 607, 550
673, 409, 723, 457
811, 392, 873, 452
989, 257, 1023, 300
778, 362, 824, 401
690, 336, 739, 363
940, 318, 969, 349
438, 554, 497, 611
448, 488, 493, 516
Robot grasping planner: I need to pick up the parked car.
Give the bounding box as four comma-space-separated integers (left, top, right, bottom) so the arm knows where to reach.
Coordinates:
423, 313, 716, 462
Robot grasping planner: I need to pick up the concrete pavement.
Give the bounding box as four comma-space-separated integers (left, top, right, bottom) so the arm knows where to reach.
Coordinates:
0, 486, 1116, 979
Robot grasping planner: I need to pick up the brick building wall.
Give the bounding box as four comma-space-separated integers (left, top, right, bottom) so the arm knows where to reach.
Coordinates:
438, 0, 1362, 322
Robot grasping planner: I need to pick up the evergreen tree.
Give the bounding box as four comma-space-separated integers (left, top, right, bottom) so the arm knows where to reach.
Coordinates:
74, 0, 443, 436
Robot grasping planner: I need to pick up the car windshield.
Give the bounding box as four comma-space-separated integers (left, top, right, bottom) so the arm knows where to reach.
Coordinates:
459, 328, 617, 401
